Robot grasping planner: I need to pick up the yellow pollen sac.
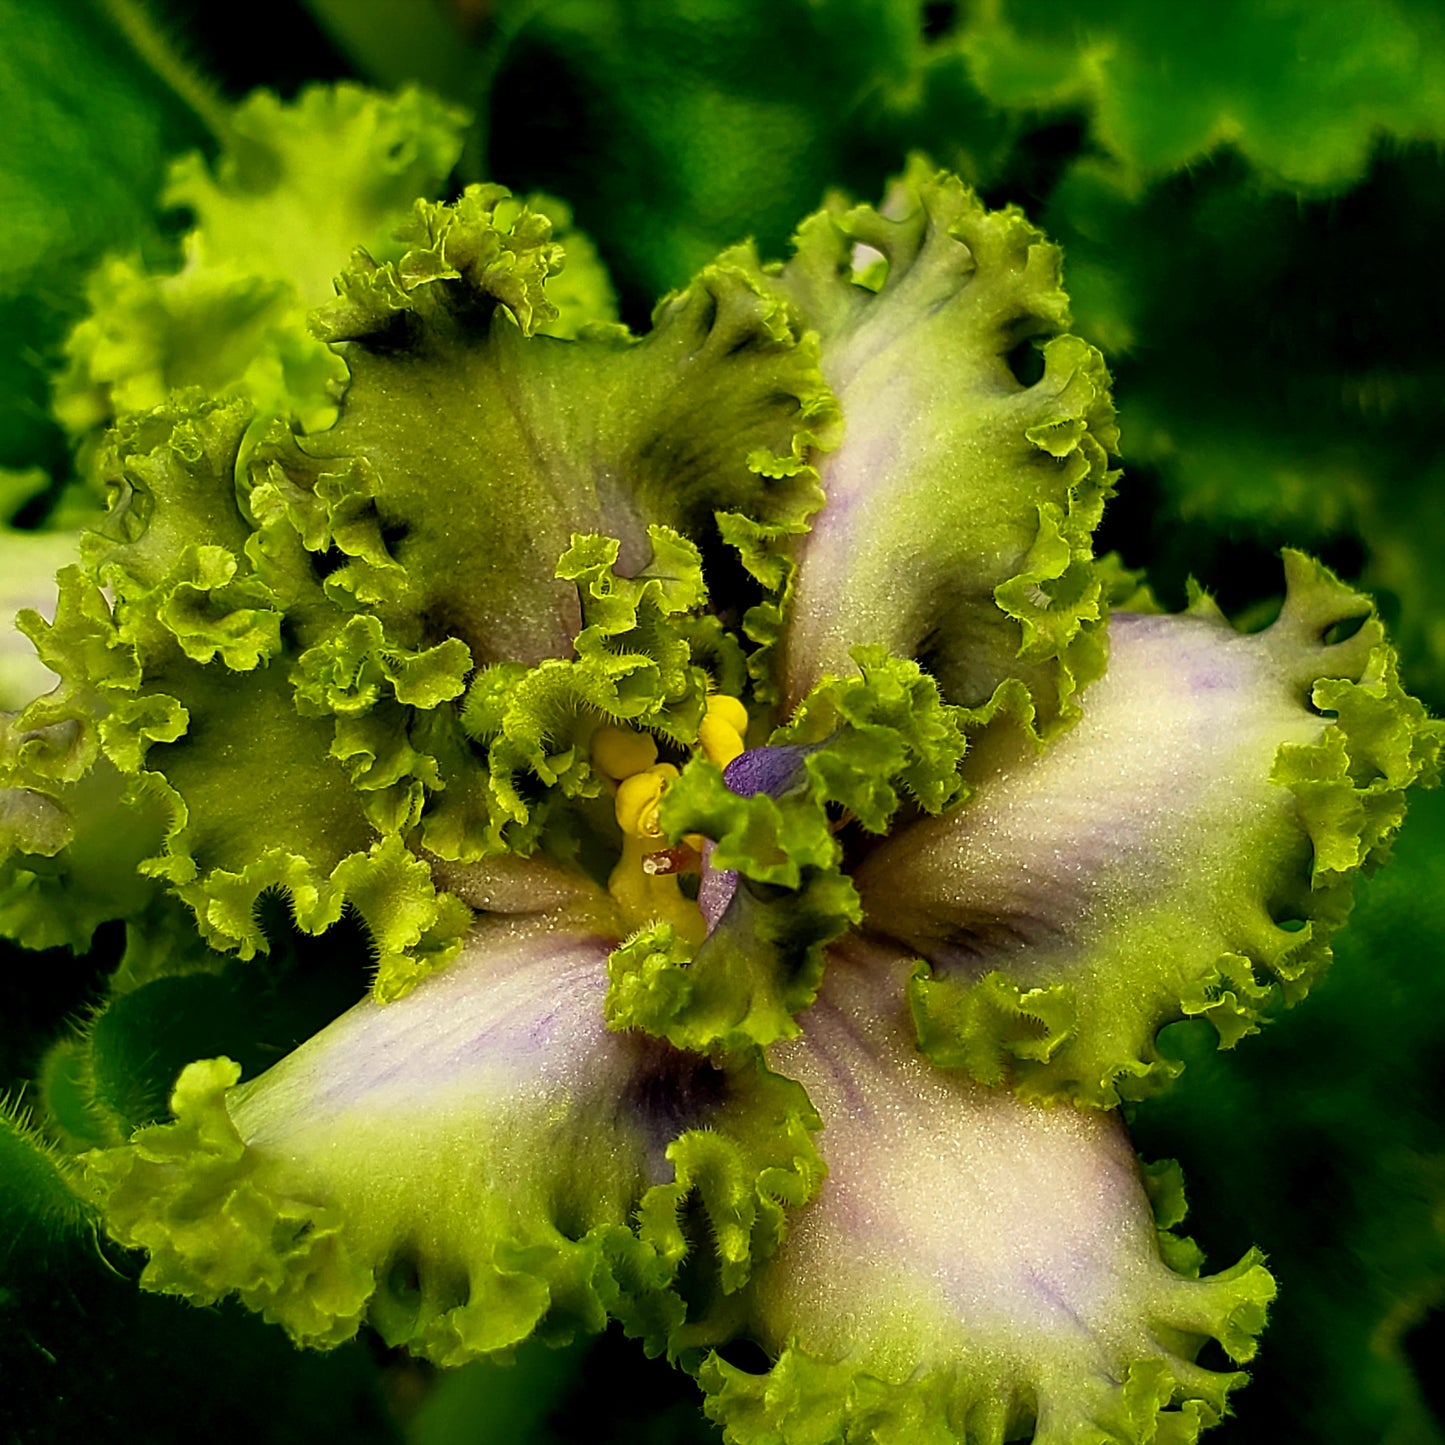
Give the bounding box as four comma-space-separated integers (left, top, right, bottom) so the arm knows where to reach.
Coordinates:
604, 699, 747, 944
706, 693, 749, 734
698, 693, 748, 769
615, 763, 679, 840
608, 759, 703, 946
591, 725, 658, 781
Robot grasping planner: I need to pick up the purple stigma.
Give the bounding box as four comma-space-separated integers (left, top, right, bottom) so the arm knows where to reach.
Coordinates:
697, 745, 811, 931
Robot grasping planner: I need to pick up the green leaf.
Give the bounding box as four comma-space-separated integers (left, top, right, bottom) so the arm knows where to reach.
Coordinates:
488, 0, 928, 298
959, 0, 1445, 188
1043, 144, 1445, 710
0, 0, 207, 467
0, 1101, 93, 1255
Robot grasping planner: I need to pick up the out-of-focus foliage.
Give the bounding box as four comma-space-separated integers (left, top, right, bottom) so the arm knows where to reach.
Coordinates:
1045, 145, 1445, 706
0, 0, 207, 474
370, 0, 1019, 302
958, 0, 1445, 187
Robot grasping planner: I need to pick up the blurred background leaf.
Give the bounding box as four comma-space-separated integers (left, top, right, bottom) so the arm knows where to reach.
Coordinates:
957, 0, 1445, 187
0, 0, 211, 475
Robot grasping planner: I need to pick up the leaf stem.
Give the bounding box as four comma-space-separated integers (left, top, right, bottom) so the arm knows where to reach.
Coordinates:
95, 0, 232, 143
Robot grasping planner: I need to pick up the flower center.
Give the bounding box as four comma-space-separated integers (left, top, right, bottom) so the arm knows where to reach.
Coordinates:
594, 694, 749, 941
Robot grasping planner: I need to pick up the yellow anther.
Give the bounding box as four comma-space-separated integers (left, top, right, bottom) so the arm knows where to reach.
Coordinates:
615, 763, 678, 839
698, 694, 749, 768
591, 724, 658, 781
607, 756, 705, 945
706, 694, 749, 735
698, 712, 745, 769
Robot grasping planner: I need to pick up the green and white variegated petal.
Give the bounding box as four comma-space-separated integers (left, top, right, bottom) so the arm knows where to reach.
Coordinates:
295, 185, 836, 668
84, 918, 823, 1366
775, 162, 1117, 733
696, 943, 1272, 1445
1, 531, 74, 709
54, 83, 468, 442
857, 554, 1444, 1107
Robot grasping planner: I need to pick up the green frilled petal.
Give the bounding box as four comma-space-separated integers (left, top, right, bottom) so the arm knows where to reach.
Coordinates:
771, 645, 974, 826
455, 526, 717, 857
54, 250, 349, 441
297, 185, 835, 670
0, 468, 75, 709
525, 193, 621, 341
694, 944, 1273, 1445
858, 554, 1443, 1107
0, 396, 472, 991
5, 366, 765, 985
83, 919, 822, 1364
169, 83, 469, 300
0, 749, 168, 952
666, 648, 971, 891
606, 870, 862, 1055
774, 161, 1118, 734
0, 533, 176, 950
25, 182, 834, 980
54, 83, 468, 442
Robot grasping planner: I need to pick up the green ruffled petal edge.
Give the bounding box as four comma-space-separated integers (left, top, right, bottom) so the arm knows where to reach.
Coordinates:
697, 1156, 1272, 1445
456, 525, 723, 856
606, 870, 863, 1054
908, 552, 1444, 1107
313, 184, 564, 344
84, 1049, 823, 1364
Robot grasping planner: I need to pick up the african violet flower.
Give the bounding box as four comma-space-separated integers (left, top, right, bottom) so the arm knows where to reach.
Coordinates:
3, 90, 1440, 1444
